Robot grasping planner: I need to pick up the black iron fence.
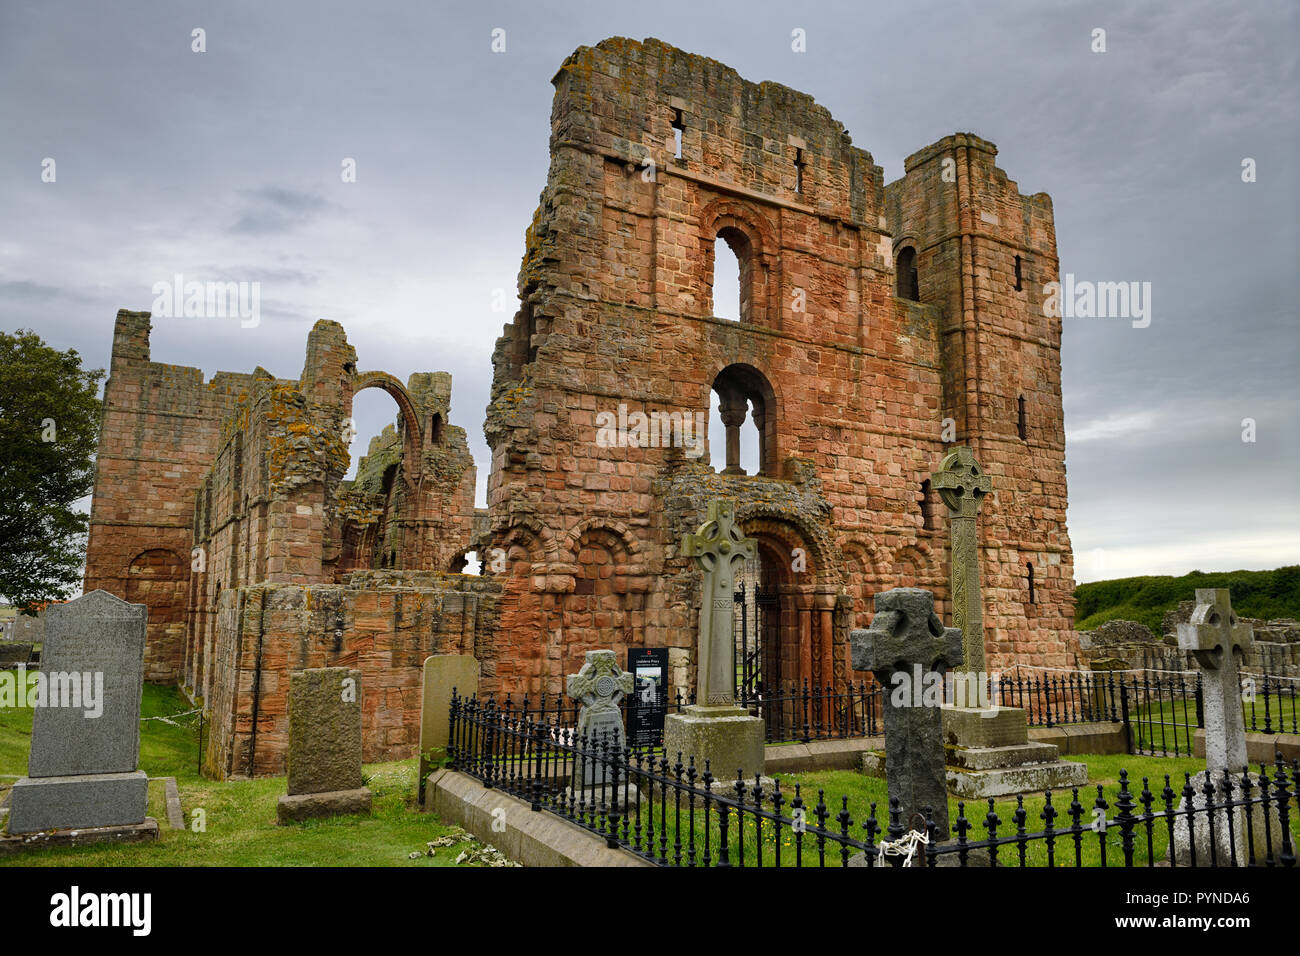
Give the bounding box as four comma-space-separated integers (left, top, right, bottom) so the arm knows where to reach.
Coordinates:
500, 665, 1296, 757
447, 691, 1298, 868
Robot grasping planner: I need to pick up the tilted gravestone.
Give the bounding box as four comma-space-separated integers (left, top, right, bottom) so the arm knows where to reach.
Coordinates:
566, 650, 634, 788
276, 667, 372, 823
663, 500, 766, 782
851, 587, 962, 840
1172, 589, 1282, 865
7, 590, 154, 836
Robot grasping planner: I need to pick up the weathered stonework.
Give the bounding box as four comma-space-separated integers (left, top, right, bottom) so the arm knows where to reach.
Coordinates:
481, 37, 1077, 702
83, 36, 1080, 774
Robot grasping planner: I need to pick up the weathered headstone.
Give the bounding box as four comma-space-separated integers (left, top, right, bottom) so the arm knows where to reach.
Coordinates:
276, 667, 372, 823
417, 654, 478, 804
7, 590, 154, 838
852, 588, 962, 840
1178, 589, 1251, 773
1171, 589, 1281, 864
566, 650, 633, 788
663, 500, 766, 781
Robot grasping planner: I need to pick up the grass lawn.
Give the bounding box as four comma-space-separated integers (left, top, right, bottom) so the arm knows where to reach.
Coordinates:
0, 676, 494, 867
1127, 695, 1300, 755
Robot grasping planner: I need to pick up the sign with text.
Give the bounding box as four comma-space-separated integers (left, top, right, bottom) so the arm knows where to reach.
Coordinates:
627, 647, 670, 748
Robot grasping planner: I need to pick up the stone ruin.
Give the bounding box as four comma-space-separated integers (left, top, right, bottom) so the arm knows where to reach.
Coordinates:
82, 36, 1080, 777
1079, 607, 1300, 677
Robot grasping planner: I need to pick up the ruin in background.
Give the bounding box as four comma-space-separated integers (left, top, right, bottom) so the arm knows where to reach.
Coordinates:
82, 37, 1077, 777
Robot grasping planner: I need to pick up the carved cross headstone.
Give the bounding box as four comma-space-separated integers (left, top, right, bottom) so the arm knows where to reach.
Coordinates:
931, 446, 991, 675
682, 500, 756, 707
851, 587, 963, 840
1177, 589, 1254, 773
566, 650, 634, 787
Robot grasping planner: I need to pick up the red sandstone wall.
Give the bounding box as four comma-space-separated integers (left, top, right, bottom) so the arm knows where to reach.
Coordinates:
203, 575, 499, 779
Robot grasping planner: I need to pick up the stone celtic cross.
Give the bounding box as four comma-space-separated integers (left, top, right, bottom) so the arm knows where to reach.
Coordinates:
566, 650, 635, 787
682, 500, 756, 707
851, 587, 963, 839
1176, 589, 1254, 773
931, 446, 992, 675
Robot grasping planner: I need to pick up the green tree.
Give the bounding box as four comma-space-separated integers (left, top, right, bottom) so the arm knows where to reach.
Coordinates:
0, 330, 103, 609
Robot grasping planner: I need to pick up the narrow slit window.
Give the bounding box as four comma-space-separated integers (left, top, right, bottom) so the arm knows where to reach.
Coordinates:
794, 147, 805, 193
1014, 255, 1023, 291
672, 109, 684, 160
1027, 562, 1036, 604
1017, 394, 1027, 441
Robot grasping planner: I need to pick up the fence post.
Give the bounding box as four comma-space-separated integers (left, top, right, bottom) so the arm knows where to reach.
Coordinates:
1119, 680, 1133, 755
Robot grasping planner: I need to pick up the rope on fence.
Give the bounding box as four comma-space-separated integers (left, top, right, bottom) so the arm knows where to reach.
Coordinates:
875, 829, 928, 867
140, 707, 200, 726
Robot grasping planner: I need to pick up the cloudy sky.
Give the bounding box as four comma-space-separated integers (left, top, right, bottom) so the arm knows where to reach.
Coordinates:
1, 0, 1296, 583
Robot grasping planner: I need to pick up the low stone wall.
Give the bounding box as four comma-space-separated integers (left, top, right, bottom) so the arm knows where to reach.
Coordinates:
203, 574, 501, 779
1028, 722, 1128, 755
1192, 729, 1300, 765
425, 768, 650, 868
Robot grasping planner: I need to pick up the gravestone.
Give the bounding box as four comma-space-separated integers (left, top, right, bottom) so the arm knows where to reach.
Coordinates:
417, 654, 478, 804
566, 650, 634, 789
852, 587, 962, 840
930, 448, 1087, 797
663, 500, 766, 782
1171, 589, 1282, 865
276, 667, 372, 823
6, 590, 155, 840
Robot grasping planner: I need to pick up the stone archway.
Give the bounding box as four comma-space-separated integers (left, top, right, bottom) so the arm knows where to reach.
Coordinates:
351, 370, 424, 485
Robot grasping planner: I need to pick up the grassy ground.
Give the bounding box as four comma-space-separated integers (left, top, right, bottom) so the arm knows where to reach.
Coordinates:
0, 677, 494, 867
1127, 695, 1300, 755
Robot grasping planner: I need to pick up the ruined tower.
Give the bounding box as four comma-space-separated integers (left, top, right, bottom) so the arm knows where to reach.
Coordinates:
483, 37, 1076, 697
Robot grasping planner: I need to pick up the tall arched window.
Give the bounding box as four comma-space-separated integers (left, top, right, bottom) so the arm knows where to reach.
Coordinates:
896, 246, 919, 301
713, 237, 741, 321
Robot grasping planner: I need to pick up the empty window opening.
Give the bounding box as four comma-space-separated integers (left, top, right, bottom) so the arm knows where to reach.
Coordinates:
1017, 395, 1027, 441
919, 479, 938, 531
896, 246, 919, 301
1027, 562, 1036, 604
712, 236, 742, 321
794, 148, 805, 193
430, 413, 444, 445
1014, 254, 1023, 291
709, 395, 761, 476
709, 365, 776, 477
672, 109, 684, 160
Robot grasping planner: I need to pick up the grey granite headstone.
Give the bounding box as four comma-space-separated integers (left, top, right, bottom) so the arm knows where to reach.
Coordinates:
851, 587, 963, 840
566, 650, 634, 788
7, 590, 149, 834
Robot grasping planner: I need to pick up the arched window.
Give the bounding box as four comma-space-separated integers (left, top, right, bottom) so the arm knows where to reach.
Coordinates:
712, 233, 743, 321
710, 364, 776, 477
1017, 395, 1027, 441
896, 246, 919, 301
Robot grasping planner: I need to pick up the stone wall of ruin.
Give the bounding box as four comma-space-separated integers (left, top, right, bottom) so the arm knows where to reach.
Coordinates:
480, 38, 1078, 699
202, 572, 501, 778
